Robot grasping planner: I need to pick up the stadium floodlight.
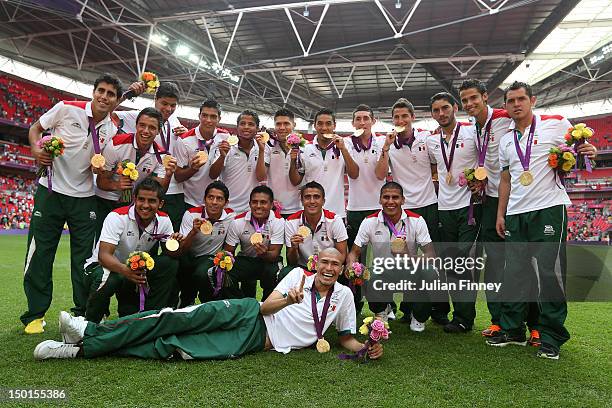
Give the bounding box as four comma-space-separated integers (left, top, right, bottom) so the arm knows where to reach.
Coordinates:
395, 0, 401, 9
175, 44, 190, 56
189, 54, 200, 64
150, 33, 169, 46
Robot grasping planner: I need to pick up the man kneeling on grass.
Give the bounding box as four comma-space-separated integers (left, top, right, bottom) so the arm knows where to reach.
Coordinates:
34, 248, 383, 361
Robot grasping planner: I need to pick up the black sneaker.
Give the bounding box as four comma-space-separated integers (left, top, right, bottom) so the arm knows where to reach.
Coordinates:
443, 320, 471, 333
536, 343, 560, 360
431, 316, 451, 326
486, 332, 527, 347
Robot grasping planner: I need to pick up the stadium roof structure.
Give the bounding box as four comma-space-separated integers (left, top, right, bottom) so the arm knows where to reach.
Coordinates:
0, 0, 610, 121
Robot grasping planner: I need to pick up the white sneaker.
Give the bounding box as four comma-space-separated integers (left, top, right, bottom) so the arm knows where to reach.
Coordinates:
384, 304, 396, 321
59, 311, 87, 344
410, 314, 425, 332
34, 340, 79, 360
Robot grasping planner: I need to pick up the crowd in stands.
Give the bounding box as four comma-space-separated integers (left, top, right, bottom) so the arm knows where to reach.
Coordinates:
0, 75, 65, 126
0, 141, 36, 169
567, 199, 611, 243
0, 175, 35, 230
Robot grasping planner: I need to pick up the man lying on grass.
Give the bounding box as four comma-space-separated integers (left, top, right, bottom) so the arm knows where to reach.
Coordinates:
34, 248, 383, 361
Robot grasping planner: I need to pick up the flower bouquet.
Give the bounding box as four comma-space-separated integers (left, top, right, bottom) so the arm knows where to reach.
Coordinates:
36, 135, 65, 190
209, 250, 235, 297
564, 123, 595, 172
140, 72, 160, 94
339, 316, 390, 363
346, 262, 370, 293
116, 160, 139, 202
287, 133, 307, 148
548, 144, 577, 182
306, 254, 318, 273
458, 168, 486, 225
126, 251, 154, 312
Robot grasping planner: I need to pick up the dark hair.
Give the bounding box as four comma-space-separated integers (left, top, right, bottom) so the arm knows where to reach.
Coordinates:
136, 107, 163, 132
391, 98, 415, 116
503, 81, 533, 102
205, 181, 229, 201
314, 107, 336, 124
300, 181, 325, 199
250, 185, 274, 202
429, 92, 457, 110
155, 82, 180, 102
459, 79, 487, 95
380, 181, 404, 197
352, 104, 374, 121
93, 73, 123, 96
134, 177, 165, 200
237, 109, 260, 127
200, 99, 221, 116
274, 108, 295, 121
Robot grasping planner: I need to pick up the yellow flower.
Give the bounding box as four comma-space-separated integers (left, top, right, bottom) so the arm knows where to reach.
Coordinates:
130, 170, 139, 181
126, 162, 136, 170
224, 256, 232, 264
363, 316, 374, 324
359, 325, 369, 335
145, 259, 154, 270
582, 128, 593, 138
562, 152, 573, 161
220, 261, 226, 269
122, 168, 130, 176
571, 129, 582, 139
574, 123, 586, 129
561, 161, 574, 172
226, 264, 233, 271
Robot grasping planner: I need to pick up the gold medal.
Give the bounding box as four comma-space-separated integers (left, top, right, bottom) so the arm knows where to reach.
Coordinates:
162, 155, 174, 167
227, 135, 239, 146
259, 132, 270, 143
316, 338, 330, 353
323, 133, 335, 140
519, 170, 533, 186
297, 225, 311, 238
445, 172, 454, 185
200, 220, 213, 235
196, 150, 209, 163
353, 129, 364, 137
474, 166, 488, 181
90, 153, 105, 169
250, 232, 263, 245
165, 238, 179, 252
394, 126, 405, 133
391, 237, 406, 254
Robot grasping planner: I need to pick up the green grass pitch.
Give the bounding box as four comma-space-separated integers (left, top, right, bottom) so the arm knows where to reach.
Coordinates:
0, 235, 610, 407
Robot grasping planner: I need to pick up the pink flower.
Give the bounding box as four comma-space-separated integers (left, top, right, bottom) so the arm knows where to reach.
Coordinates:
37, 135, 52, 148
371, 319, 385, 331
370, 329, 382, 342
458, 173, 467, 187
287, 133, 300, 145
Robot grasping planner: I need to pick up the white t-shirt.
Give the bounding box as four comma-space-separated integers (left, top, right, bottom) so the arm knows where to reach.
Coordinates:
85, 205, 173, 269
285, 209, 348, 266
179, 207, 235, 257
38, 101, 116, 197
114, 110, 183, 195
174, 127, 228, 207
226, 210, 285, 258
354, 209, 432, 259
267, 141, 302, 215
471, 107, 513, 198
498, 114, 573, 215
298, 137, 347, 218
346, 135, 385, 211
211, 141, 271, 213
388, 129, 438, 209
263, 268, 356, 354
427, 123, 478, 211
95, 133, 166, 202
